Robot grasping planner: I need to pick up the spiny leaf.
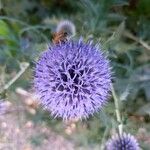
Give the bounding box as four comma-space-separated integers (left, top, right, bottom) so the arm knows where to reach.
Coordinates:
104, 21, 125, 48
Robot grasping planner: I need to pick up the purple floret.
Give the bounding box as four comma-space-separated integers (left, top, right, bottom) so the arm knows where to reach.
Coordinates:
105, 133, 140, 150
34, 38, 112, 120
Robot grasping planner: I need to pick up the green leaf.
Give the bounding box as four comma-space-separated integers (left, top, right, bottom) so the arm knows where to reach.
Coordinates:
104, 21, 125, 48
114, 42, 137, 52
0, 20, 10, 37
144, 84, 150, 100
129, 64, 150, 101
136, 103, 150, 115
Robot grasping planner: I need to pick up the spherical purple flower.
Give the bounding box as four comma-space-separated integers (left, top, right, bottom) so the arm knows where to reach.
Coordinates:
34, 38, 112, 120
105, 133, 140, 150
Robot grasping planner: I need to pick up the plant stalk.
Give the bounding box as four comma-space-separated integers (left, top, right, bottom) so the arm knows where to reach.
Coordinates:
111, 85, 123, 135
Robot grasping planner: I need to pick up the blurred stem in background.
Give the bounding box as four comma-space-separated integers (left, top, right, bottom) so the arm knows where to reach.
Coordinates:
100, 126, 110, 150
0, 62, 29, 96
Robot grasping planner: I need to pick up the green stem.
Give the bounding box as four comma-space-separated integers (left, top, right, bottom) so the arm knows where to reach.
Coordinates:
111, 85, 123, 135
100, 126, 109, 150
0, 62, 29, 94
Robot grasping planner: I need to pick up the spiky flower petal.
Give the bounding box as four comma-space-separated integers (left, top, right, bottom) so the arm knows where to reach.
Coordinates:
105, 133, 140, 150
34, 39, 112, 120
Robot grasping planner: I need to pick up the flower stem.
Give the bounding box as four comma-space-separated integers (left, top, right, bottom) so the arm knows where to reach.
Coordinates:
0, 62, 29, 94
100, 126, 109, 150
111, 85, 123, 135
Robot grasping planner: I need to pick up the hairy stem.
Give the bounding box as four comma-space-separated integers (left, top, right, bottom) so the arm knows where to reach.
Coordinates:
111, 85, 123, 135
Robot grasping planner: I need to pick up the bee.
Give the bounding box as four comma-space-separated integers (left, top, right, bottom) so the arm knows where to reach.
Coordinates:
52, 30, 68, 44
52, 20, 76, 44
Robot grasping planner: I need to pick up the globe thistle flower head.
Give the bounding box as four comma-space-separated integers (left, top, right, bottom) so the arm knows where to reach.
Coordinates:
105, 133, 140, 150
34, 38, 112, 120
56, 20, 76, 38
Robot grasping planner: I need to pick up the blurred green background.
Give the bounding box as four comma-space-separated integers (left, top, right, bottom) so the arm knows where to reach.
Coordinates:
0, 0, 150, 149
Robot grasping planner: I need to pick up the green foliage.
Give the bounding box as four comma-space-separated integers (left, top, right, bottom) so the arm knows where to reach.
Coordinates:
0, 0, 150, 149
